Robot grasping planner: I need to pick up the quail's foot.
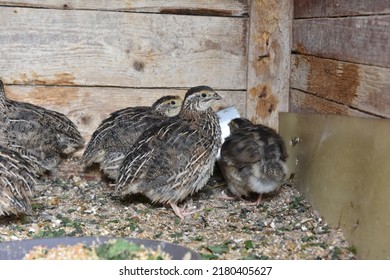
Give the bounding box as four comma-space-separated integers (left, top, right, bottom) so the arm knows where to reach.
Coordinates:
217, 190, 263, 206
243, 193, 263, 206
169, 202, 203, 220
215, 190, 236, 200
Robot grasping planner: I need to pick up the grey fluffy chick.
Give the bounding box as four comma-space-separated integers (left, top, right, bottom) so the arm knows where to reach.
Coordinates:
0, 80, 84, 174
82, 95, 183, 180
116, 86, 222, 219
218, 118, 288, 205
0, 145, 38, 216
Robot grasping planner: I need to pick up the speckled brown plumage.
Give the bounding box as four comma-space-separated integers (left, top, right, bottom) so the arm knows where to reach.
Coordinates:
218, 118, 288, 205
115, 86, 222, 219
82, 95, 183, 180
0, 145, 38, 216
0, 80, 84, 174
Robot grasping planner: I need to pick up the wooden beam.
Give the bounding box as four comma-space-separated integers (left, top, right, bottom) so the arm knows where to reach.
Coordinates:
289, 89, 377, 118
293, 15, 390, 67
5, 85, 247, 155
294, 0, 390, 18
246, 0, 292, 129
0, 7, 247, 89
0, 0, 249, 16
291, 54, 390, 118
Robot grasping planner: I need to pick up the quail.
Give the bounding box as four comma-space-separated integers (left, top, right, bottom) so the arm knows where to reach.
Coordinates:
218, 118, 288, 205
0, 80, 85, 174
82, 95, 183, 180
0, 145, 38, 216
115, 86, 222, 219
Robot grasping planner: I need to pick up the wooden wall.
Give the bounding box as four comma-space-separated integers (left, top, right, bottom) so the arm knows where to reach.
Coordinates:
291, 0, 390, 118
246, 0, 292, 129
3, 0, 387, 145
0, 1, 250, 153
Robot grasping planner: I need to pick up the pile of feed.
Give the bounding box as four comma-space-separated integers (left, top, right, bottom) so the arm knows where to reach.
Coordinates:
0, 158, 357, 260
23, 239, 171, 260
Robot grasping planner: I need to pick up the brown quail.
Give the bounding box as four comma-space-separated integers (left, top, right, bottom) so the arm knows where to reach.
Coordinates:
218, 118, 288, 205
0, 145, 38, 216
82, 95, 183, 180
0, 80, 84, 174
115, 86, 222, 219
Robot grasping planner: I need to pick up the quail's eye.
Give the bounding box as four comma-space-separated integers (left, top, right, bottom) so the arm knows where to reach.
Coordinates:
170, 100, 176, 105
201, 93, 207, 98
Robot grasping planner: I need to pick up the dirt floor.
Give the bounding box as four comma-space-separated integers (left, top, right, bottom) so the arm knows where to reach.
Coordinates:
0, 158, 357, 260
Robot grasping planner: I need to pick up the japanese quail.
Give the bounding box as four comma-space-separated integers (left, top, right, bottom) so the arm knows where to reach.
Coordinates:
115, 86, 222, 219
0, 145, 38, 216
218, 118, 288, 205
82, 95, 183, 180
0, 80, 84, 174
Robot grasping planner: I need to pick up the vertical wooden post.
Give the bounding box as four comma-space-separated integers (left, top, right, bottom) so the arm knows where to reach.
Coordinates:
246, 0, 292, 129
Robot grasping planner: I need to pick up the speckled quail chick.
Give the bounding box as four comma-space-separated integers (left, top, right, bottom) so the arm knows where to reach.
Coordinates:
0, 145, 38, 216
82, 95, 183, 180
0, 80, 84, 174
115, 86, 222, 219
218, 118, 288, 205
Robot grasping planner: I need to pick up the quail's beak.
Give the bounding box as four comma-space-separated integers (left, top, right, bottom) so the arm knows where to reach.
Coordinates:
211, 91, 222, 101
210, 92, 224, 112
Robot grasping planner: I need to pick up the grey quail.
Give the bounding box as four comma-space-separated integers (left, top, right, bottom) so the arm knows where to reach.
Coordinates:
115, 86, 222, 219
218, 118, 288, 205
0, 145, 38, 216
82, 95, 183, 180
0, 80, 84, 174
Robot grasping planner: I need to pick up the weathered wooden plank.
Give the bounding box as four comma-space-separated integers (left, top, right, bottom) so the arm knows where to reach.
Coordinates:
291, 54, 390, 118
294, 0, 390, 18
293, 16, 390, 67
246, 0, 292, 130
289, 89, 377, 118
0, 7, 247, 89
0, 0, 249, 16
4, 85, 246, 154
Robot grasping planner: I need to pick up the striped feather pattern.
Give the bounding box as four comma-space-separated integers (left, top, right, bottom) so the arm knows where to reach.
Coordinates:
116, 86, 222, 207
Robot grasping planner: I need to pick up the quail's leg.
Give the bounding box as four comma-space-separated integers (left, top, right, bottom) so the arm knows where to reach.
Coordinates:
245, 193, 262, 206
215, 190, 237, 200
169, 202, 202, 220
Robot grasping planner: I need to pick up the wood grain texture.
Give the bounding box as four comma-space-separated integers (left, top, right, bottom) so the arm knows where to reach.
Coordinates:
246, 0, 292, 129
294, 0, 390, 18
291, 54, 390, 118
293, 15, 390, 67
289, 89, 376, 118
4, 85, 246, 154
0, 0, 249, 16
0, 7, 247, 89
